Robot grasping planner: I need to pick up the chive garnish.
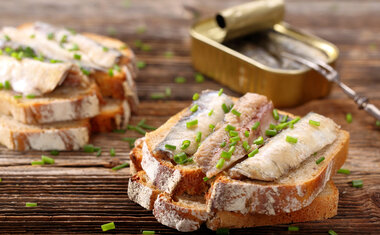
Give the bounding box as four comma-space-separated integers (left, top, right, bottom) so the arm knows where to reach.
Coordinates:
228, 146, 236, 154
265, 129, 277, 137
288, 226, 299, 231
209, 124, 215, 131
113, 129, 126, 134
248, 148, 259, 157
190, 104, 198, 112
280, 115, 288, 123
195, 73, 205, 83
26, 202, 37, 207
112, 162, 129, 171
31, 161, 44, 165
243, 141, 250, 152
229, 130, 238, 137
216, 228, 229, 235
134, 39, 143, 48
328, 230, 338, 235
244, 130, 249, 137
0, 82, 3, 89
208, 109, 214, 116
96, 149, 102, 157
164, 51, 174, 58
218, 88, 223, 96
203, 177, 209, 182
113, 64, 121, 72
165, 87, 171, 97
173, 152, 188, 164
376, 120, 380, 127
137, 61, 146, 69
122, 137, 137, 148
252, 121, 260, 130
221, 151, 232, 160
150, 92, 165, 99
120, 45, 127, 50
102, 46, 109, 52
110, 148, 116, 156
4, 80, 11, 90
229, 141, 237, 147
186, 119, 198, 128
337, 168, 350, 175
83, 144, 95, 153
69, 43, 79, 51
195, 131, 202, 143
174, 76, 186, 83
14, 95, 22, 99
192, 93, 199, 101
142, 231, 155, 234
180, 140, 190, 150
309, 120, 320, 126
108, 68, 114, 77
73, 53, 81, 60
101, 222, 116, 232
50, 150, 59, 156
352, 180, 363, 188
221, 103, 230, 113
253, 136, 264, 145
136, 25, 147, 34
225, 124, 236, 132
286, 136, 298, 144
269, 123, 276, 130
26, 94, 36, 99
231, 109, 241, 117
141, 44, 151, 52
216, 158, 225, 169
165, 144, 176, 150
41, 155, 55, 164
220, 141, 226, 147
230, 136, 240, 142
272, 109, 279, 120
60, 35, 68, 44
316, 156, 325, 164
346, 113, 353, 123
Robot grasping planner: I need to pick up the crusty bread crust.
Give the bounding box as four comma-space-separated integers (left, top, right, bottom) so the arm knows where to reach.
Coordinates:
206, 180, 338, 230
128, 171, 160, 210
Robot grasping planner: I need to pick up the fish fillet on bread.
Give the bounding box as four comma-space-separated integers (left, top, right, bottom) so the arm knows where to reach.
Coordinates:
128, 90, 349, 232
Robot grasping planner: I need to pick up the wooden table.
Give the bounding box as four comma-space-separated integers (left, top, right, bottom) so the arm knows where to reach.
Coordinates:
0, 0, 379, 234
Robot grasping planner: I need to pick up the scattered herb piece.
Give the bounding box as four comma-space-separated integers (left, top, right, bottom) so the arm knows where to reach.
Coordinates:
165, 87, 171, 97
101, 222, 115, 232
252, 121, 260, 130
112, 162, 129, 171
137, 61, 146, 69
60, 35, 68, 44
220, 141, 226, 147
243, 141, 250, 152
352, 180, 363, 188
244, 130, 249, 137
272, 109, 279, 120
346, 113, 353, 123
110, 148, 116, 156
195, 131, 202, 143
221, 103, 230, 113
192, 93, 199, 101
41, 155, 55, 164
26, 202, 37, 207
14, 95, 22, 99
265, 129, 277, 137
26, 94, 36, 99
164, 51, 173, 58
280, 115, 288, 123
286, 136, 298, 144
102, 46, 109, 52
216, 228, 230, 235
216, 158, 225, 169
150, 92, 165, 100
4, 80, 11, 90
208, 109, 214, 116
50, 150, 59, 156
316, 156, 325, 165
73, 53, 81, 60
96, 149, 102, 157
248, 148, 259, 157
47, 33, 54, 40
309, 120, 320, 126
337, 168, 350, 175
376, 120, 380, 127
209, 124, 215, 131
195, 73, 204, 83
190, 104, 199, 112
229, 130, 238, 137
122, 137, 137, 148
180, 140, 191, 150
174, 76, 186, 83
83, 144, 95, 153
142, 231, 155, 235
31, 161, 44, 165
165, 144, 176, 151
225, 125, 236, 132
253, 136, 264, 145
69, 43, 79, 51
218, 88, 223, 96
186, 119, 198, 128
328, 229, 338, 235
203, 177, 209, 182
288, 226, 299, 231
231, 109, 241, 117
221, 151, 232, 160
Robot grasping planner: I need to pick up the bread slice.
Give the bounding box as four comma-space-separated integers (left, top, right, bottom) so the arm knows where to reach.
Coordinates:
0, 115, 90, 151
207, 130, 348, 215
206, 180, 339, 230
90, 98, 130, 133
128, 170, 161, 210
0, 81, 100, 124
130, 137, 145, 175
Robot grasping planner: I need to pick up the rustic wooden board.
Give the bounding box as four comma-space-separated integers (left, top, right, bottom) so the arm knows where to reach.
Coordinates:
0, 0, 379, 234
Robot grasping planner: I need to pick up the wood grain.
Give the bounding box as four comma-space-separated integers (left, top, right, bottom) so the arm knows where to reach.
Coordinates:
0, 0, 379, 234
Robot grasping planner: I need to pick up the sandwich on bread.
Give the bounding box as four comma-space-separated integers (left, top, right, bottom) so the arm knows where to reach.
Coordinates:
0, 22, 138, 150
128, 90, 349, 232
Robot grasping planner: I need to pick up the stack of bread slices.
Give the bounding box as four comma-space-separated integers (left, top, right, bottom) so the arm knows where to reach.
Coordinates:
128, 90, 349, 232
0, 22, 137, 151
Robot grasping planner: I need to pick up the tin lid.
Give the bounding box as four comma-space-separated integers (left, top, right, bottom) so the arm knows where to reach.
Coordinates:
216, 0, 284, 42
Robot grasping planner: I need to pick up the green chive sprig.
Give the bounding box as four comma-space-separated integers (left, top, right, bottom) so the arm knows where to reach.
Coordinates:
218, 88, 223, 96
195, 131, 202, 143
186, 119, 198, 128
165, 144, 176, 150
190, 104, 198, 112
192, 93, 199, 101
101, 222, 115, 232
248, 148, 259, 157
122, 137, 137, 148
231, 109, 241, 117
346, 113, 353, 123
309, 120, 320, 126
110, 148, 116, 156
253, 136, 264, 145
352, 180, 363, 188
216, 158, 225, 169
180, 140, 190, 150
142, 231, 155, 234
316, 156, 325, 164
195, 73, 205, 83
174, 76, 186, 83
41, 155, 55, 164
112, 162, 129, 171
286, 136, 298, 144
26, 202, 37, 207
337, 168, 350, 175
288, 226, 299, 231
272, 109, 279, 120
328, 230, 338, 235
252, 121, 260, 130
265, 129, 277, 137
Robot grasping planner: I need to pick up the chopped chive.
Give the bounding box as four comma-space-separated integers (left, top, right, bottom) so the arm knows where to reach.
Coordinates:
137, 61, 146, 69
231, 109, 241, 117
352, 180, 363, 188
216, 158, 225, 169
134, 126, 146, 135
220, 141, 226, 147
136, 25, 147, 34
230, 136, 240, 142
221, 151, 232, 160
0, 82, 3, 89
328, 230, 338, 235
190, 104, 199, 112
253, 136, 264, 145
150, 92, 165, 100
218, 88, 223, 96
269, 123, 277, 130
26, 94, 36, 99
96, 149, 102, 157
229, 141, 237, 147
134, 39, 143, 48
94, 147, 101, 152
209, 124, 215, 131
337, 168, 350, 175
244, 130, 249, 137
203, 177, 209, 182
376, 120, 380, 127
252, 121, 260, 130
69, 43, 79, 51
309, 120, 320, 126
288, 226, 299, 231
26, 202, 37, 207
180, 140, 191, 150
248, 148, 259, 157
60, 35, 68, 44
83, 144, 95, 153
108, 68, 114, 77
142, 231, 155, 234
112, 162, 129, 171
265, 129, 277, 137
50, 59, 62, 64
192, 93, 199, 101
225, 125, 236, 132
80, 67, 90, 76
141, 44, 151, 52
110, 148, 116, 156
165, 144, 176, 150
113, 64, 121, 72
229, 130, 238, 137
4, 35, 11, 41
47, 32, 54, 40
195, 73, 205, 83
4, 80, 11, 90
14, 95, 22, 99
73, 53, 81, 60
291, 117, 301, 125
221, 103, 230, 113
208, 109, 214, 116
174, 76, 186, 83
139, 123, 157, 130
31, 161, 44, 165
164, 51, 173, 58
195, 131, 202, 143
216, 228, 229, 235
228, 146, 236, 154
346, 113, 353, 123
41, 155, 55, 164
165, 87, 171, 97
286, 136, 298, 144
186, 119, 198, 128
101, 222, 115, 232
102, 46, 109, 52
0, 178, 2, 182
272, 109, 279, 120
316, 156, 325, 164
50, 150, 59, 156
137, 119, 146, 126
280, 115, 288, 123
173, 152, 187, 164
243, 141, 250, 152
113, 129, 126, 134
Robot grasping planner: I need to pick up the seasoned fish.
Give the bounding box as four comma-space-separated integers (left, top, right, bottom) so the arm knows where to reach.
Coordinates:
2, 22, 121, 70
193, 93, 275, 178
154, 90, 234, 159
229, 112, 339, 181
